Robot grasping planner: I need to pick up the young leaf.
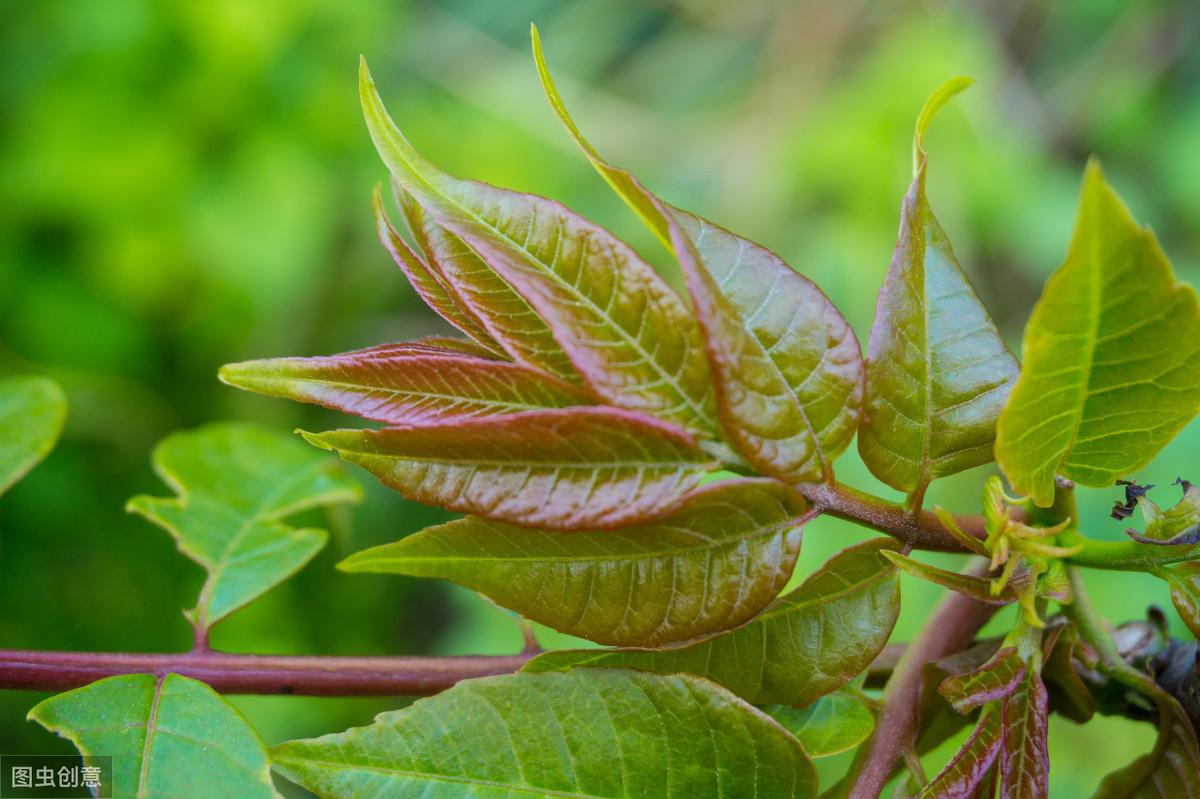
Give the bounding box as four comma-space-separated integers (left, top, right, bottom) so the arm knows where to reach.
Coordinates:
29, 673, 275, 799
271, 668, 818, 799
397, 186, 582, 382
524, 539, 901, 706
220, 342, 591, 426
372, 185, 504, 353
302, 407, 715, 530
1040, 624, 1096, 722
1125, 480, 1200, 546
1094, 692, 1200, 798
360, 61, 722, 439
340, 479, 810, 647
859, 78, 1018, 503
937, 646, 1026, 714
532, 29, 864, 484
1164, 561, 1200, 638
0, 374, 67, 497
999, 669, 1050, 799
882, 551, 1013, 605
915, 708, 1004, 799
127, 422, 361, 635
996, 161, 1200, 506
762, 690, 876, 758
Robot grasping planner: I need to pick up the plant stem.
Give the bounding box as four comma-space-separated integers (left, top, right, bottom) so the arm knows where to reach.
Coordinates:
0, 648, 533, 696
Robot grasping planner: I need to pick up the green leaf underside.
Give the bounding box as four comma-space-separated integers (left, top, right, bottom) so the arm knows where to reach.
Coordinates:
761, 690, 875, 758
882, 551, 1013, 605
397, 186, 581, 383
524, 539, 900, 706
373, 186, 504, 353
0, 375, 67, 496
220, 342, 591, 427
340, 479, 809, 647
271, 669, 817, 799
304, 407, 714, 530
938, 646, 1026, 714
916, 707, 1003, 799
860, 78, 1017, 498
29, 673, 275, 799
127, 423, 361, 632
532, 30, 863, 483
996, 162, 1200, 506
1000, 669, 1050, 798
360, 61, 721, 440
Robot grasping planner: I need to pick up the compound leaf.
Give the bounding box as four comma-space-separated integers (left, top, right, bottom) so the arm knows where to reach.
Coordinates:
29, 673, 275, 799
303, 407, 715, 530
360, 60, 721, 440
220, 342, 590, 426
996, 162, 1200, 506
525, 539, 900, 706
340, 479, 810, 647
0, 375, 67, 497
762, 690, 876, 758
533, 29, 863, 483
271, 668, 817, 799
859, 78, 1018, 503
127, 423, 361, 634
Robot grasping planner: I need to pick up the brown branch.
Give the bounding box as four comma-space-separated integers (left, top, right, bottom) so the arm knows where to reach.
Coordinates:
840, 559, 999, 799
0, 649, 533, 696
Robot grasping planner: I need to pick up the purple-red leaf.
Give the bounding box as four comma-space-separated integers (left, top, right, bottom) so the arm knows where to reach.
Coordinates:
301, 407, 716, 530
999, 668, 1050, 799
916, 707, 1004, 799
938, 646, 1026, 714
219, 343, 591, 426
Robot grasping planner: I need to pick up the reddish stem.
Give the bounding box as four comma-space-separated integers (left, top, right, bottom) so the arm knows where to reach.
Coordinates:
0, 649, 532, 696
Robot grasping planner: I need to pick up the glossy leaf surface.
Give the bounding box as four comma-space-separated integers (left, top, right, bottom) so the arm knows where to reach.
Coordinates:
340, 479, 809, 646
916, 708, 1003, 799
271, 668, 817, 799
220, 342, 590, 426
938, 647, 1026, 714
525, 540, 900, 705
533, 30, 863, 483
128, 423, 361, 632
1000, 669, 1049, 799
882, 551, 1013, 605
29, 673, 275, 799
996, 162, 1200, 506
398, 186, 580, 382
859, 78, 1018, 500
762, 690, 876, 758
303, 407, 714, 530
0, 375, 67, 497
361, 61, 721, 439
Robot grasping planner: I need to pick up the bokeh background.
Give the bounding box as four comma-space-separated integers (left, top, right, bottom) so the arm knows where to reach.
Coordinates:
2, 0, 1199, 794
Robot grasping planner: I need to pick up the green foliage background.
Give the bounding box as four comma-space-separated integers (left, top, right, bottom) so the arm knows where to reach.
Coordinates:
2, 1, 1199, 794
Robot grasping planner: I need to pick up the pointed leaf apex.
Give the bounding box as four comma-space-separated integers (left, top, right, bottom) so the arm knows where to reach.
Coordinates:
914, 76, 973, 173
296, 429, 332, 451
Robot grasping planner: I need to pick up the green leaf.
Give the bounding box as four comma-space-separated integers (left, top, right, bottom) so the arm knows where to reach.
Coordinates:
532, 29, 864, 483
372, 185, 504, 353
303, 407, 714, 530
127, 422, 361, 634
937, 646, 1026, 714
0, 375, 67, 497
996, 161, 1200, 506
999, 668, 1050, 798
1164, 561, 1200, 639
29, 673, 275, 799
881, 551, 1013, 605
915, 707, 1003, 799
220, 342, 591, 426
761, 690, 876, 758
271, 668, 817, 799
340, 479, 810, 647
859, 79, 1018, 503
396, 185, 581, 383
360, 60, 721, 439
525, 539, 900, 705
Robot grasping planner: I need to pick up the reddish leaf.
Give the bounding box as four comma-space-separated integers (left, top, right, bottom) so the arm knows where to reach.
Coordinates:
999, 669, 1050, 799
916, 707, 1004, 799
882, 551, 1013, 605
219, 343, 591, 426
302, 407, 716, 530
938, 647, 1026, 714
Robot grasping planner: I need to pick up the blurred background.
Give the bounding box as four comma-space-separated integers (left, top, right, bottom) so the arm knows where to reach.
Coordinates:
2, 0, 1199, 794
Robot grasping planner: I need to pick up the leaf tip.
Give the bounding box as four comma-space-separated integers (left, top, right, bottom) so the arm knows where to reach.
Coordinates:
914, 75, 973, 172
296, 429, 334, 452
